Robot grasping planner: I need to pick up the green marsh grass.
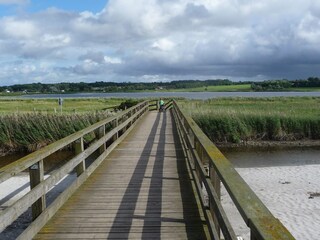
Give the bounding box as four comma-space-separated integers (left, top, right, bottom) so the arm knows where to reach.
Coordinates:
179, 97, 320, 143
0, 111, 114, 153
0, 98, 135, 154
0, 98, 125, 114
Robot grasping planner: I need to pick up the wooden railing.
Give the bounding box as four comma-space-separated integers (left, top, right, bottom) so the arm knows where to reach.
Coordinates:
0, 101, 149, 239
0, 99, 296, 240
171, 100, 295, 240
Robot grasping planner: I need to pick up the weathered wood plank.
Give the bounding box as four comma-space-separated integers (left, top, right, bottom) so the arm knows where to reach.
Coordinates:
33, 112, 209, 240
29, 159, 46, 220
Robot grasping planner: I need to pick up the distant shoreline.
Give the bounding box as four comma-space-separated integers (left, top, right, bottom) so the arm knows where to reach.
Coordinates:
9, 91, 320, 100
1, 87, 320, 98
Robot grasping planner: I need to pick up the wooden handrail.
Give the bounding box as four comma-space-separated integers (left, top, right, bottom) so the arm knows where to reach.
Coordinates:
0, 99, 296, 240
0, 101, 149, 236
0, 101, 147, 184
171, 100, 295, 240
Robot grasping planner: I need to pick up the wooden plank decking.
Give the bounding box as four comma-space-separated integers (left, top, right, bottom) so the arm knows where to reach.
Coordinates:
34, 111, 209, 239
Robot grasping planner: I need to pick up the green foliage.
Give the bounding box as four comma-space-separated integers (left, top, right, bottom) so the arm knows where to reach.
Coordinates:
292, 77, 320, 88
179, 97, 320, 143
251, 80, 292, 91
0, 98, 125, 114
0, 79, 247, 93
251, 77, 320, 91
2, 77, 320, 94
0, 98, 141, 153
0, 112, 113, 152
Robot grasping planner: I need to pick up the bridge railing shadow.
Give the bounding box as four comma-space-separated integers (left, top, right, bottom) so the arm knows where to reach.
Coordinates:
107, 110, 162, 239
108, 109, 207, 239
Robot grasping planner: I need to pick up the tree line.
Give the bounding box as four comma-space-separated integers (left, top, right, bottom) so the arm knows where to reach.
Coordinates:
0, 79, 236, 93
251, 77, 320, 91
0, 77, 319, 93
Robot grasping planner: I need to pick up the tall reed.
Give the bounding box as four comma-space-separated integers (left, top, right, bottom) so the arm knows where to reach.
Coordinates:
0, 111, 114, 153
180, 97, 320, 143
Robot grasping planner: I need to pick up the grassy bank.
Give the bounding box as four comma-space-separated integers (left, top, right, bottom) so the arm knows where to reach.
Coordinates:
0, 111, 114, 154
0, 98, 125, 114
179, 97, 320, 143
0, 98, 141, 155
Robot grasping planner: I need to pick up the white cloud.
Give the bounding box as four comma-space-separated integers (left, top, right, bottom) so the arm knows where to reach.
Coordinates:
14, 64, 36, 74
104, 56, 122, 64
152, 38, 175, 51
1, 0, 320, 85
3, 18, 38, 39
41, 34, 71, 47
297, 13, 320, 44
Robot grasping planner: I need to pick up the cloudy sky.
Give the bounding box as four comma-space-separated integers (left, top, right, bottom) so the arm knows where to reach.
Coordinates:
0, 0, 319, 86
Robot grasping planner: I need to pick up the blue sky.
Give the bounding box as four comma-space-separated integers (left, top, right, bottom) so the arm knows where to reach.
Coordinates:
0, 0, 107, 15
0, 0, 320, 86
28, 0, 107, 13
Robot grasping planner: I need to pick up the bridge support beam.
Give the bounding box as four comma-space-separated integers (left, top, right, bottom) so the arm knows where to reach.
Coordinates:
29, 160, 46, 220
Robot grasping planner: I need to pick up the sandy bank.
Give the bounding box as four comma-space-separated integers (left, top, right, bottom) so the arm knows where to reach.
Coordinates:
222, 164, 320, 239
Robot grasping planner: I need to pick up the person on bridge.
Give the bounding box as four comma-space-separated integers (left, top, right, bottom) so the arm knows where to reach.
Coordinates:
159, 98, 165, 112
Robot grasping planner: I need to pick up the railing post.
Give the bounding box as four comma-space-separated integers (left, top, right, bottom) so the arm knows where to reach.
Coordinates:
122, 113, 127, 133
29, 160, 46, 220
74, 137, 85, 176
210, 161, 221, 238
128, 110, 133, 127
112, 118, 118, 142
98, 125, 106, 154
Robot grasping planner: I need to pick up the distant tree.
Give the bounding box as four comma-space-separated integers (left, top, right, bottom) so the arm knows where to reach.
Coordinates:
251, 80, 292, 91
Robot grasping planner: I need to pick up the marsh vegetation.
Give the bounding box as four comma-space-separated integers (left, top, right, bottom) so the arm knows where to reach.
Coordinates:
0, 98, 139, 155
179, 97, 320, 144
1, 97, 319, 155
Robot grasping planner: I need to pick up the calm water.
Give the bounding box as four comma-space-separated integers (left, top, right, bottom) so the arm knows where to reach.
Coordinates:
2, 147, 320, 170
221, 147, 320, 168
20, 91, 320, 99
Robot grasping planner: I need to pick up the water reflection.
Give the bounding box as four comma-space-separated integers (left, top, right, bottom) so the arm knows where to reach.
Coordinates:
20, 91, 320, 100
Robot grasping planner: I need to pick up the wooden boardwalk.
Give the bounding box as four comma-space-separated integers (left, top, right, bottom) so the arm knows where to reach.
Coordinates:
34, 111, 209, 239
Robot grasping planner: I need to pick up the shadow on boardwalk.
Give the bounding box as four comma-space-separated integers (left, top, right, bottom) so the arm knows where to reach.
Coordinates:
108, 111, 206, 239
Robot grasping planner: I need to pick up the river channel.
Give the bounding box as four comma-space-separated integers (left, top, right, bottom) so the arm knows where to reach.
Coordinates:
1, 146, 319, 171
221, 146, 320, 168
20, 91, 320, 99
